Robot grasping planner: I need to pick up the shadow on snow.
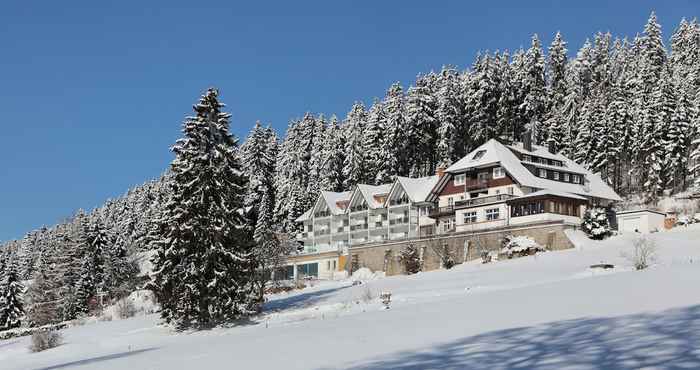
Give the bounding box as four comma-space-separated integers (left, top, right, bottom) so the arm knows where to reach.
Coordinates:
33, 347, 159, 370
333, 305, 700, 370
264, 284, 351, 312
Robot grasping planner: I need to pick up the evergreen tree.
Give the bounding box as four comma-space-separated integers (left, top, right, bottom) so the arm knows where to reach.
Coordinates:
520, 34, 547, 144
363, 99, 386, 183
342, 102, 368, 187
149, 88, 255, 329
0, 258, 24, 330
318, 115, 346, 192
405, 73, 438, 177
377, 82, 408, 182
435, 67, 461, 167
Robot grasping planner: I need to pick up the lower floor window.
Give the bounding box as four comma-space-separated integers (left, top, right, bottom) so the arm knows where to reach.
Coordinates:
463, 211, 477, 224
485, 208, 499, 220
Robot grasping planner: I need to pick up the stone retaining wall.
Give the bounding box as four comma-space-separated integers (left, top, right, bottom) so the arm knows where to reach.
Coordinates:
348, 222, 577, 276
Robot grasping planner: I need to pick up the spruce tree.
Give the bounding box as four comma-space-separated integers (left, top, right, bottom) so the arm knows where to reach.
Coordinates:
342, 102, 368, 188
149, 88, 255, 329
405, 73, 437, 177
0, 258, 24, 330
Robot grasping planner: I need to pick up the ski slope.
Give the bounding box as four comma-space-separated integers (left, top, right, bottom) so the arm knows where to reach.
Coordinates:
2, 228, 700, 370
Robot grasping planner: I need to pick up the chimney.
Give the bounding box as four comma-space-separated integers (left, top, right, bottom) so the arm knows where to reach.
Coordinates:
548, 141, 557, 155
436, 166, 446, 178
521, 130, 532, 152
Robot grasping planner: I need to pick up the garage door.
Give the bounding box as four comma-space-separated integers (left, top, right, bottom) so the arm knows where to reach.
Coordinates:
621, 216, 641, 233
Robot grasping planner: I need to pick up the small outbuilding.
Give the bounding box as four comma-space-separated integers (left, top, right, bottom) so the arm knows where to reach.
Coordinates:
616, 209, 666, 234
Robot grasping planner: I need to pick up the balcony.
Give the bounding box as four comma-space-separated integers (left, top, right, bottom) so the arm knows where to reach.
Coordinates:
428, 206, 455, 218
315, 228, 330, 236
454, 194, 517, 208
462, 179, 489, 191
350, 224, 368, 231
389, 216, 409, 225
389, 198, 409, 206
314, 211, 331, 218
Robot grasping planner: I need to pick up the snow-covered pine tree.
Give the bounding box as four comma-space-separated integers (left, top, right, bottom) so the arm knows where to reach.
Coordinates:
0, 258, 24, 330
465, 53, 502, 146
545, 32, 569, 153
318, 115, 346, 192
520, 34, 547, 144
665, 89, 693, 191
362, 99, 386, 183
405, 72, 437, 177
149, 88, 256, 329
581, 207, 612, 240
342, 102, 368, 188
435, 67, 461, 168
377, 82, 407, 183
26, 242, 63, 326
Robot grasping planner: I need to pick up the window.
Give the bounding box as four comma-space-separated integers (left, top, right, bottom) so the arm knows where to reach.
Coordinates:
553, 160, 563, 167
485, 208, 500, 220
454, 174, 466, 185
327, 261, 331, 270
443, 217, 455, 232
553, 171, 559, 181
522, 154, 531, 162
478, 172, 489, 181
538, 169, 547, 178
448, 197, 454, 206
472, 150, 487, 160
564, 173, 570, 182
463, 211, 477, 224
508, 187, 514, 195
572, 174, 581, 184
493, 167, 505, 179
495, 189, 501, 195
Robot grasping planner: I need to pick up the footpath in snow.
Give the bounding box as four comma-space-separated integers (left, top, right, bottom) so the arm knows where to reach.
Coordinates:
2, 228, 700, 369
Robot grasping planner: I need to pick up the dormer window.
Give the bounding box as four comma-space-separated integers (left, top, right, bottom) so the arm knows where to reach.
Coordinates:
564, 173, 570, 182
538, 169, 547, 178
522, 154, 531, 162
553, 160, 563, 167
454, 174, 466, 186
493, 167, 505, 179
553, 171, 559, 181
472, 150, 486, 161
572, 174, 582, 184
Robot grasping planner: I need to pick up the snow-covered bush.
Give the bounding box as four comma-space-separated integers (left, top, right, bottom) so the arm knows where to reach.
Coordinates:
500, 235, 545, 257
581, 207, 611, 240
29, 330, 62, 353
625, 237, 657, 270
676, 215, 692, 226
115, 298, 137, 319
360, 286, 375, 303
398, 245, 421, 274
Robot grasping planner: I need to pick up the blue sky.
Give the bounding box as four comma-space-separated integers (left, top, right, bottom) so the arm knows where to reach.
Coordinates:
0, 1, 697, 242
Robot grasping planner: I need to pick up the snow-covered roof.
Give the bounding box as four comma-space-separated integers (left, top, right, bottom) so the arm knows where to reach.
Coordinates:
394, 176, 439, 203
356, 184, 392, 209
616, 209, 666, 216
321, 191, 352, 215
439, 139, 622, 202
511, 190, 587, 201
295, 208, 313, 222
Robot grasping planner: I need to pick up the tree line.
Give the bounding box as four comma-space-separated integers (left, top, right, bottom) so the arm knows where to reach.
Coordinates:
2, 11, 699, 330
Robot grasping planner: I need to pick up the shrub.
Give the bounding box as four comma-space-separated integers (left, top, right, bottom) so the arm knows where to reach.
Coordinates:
360, 286, 375, 303
626, 237, 657, 270
500, 235, 545, 257
398, 245, 421, 274
29, 330, 63, 353
115, 298, 137, 319
582, 207, 611, 240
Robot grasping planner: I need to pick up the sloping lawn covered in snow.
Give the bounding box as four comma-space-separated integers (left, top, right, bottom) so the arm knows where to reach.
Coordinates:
2, 228, 700, 370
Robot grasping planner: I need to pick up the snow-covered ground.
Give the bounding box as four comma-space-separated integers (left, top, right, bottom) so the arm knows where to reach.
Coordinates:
3, 227, 700, 369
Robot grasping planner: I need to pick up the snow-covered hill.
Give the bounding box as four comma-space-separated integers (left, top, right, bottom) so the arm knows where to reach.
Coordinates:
3, 228, 700, 370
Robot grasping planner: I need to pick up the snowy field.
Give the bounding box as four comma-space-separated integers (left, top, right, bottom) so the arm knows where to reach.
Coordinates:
3, 227, 700, 370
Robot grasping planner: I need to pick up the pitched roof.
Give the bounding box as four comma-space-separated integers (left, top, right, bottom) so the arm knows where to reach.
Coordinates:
321, 191, 352, 215
440, 139, 622, 202
512, 189, 588, 201
356, 184, 392, 209
395, 175, 439, 203
295, 208, 313, 222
